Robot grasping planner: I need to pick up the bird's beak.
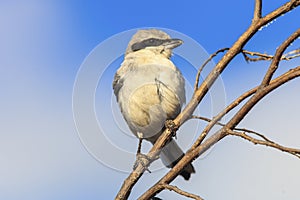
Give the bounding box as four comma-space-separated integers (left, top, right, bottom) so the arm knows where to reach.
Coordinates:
162, 38, 183, 49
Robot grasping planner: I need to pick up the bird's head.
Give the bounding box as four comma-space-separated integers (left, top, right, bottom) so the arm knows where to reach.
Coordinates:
125, 29, 183, 58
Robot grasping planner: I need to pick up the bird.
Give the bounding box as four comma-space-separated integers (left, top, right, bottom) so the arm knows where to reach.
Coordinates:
113, 29, 195, 180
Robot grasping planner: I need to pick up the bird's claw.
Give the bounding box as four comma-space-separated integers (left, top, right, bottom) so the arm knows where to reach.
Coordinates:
165, 120, 178, 138
133, 153, 152, 173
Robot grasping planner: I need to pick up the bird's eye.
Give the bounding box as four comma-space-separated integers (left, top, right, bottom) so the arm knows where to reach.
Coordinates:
149, 39, 154, 43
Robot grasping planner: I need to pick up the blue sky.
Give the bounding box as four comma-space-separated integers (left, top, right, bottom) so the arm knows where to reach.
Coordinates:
1, 1, 300, 200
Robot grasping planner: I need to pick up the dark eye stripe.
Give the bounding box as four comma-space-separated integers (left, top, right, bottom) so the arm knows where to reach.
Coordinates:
131, 38, 165, 51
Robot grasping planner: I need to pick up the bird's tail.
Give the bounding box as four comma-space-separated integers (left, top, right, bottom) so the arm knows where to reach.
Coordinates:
158, 138, 195, 180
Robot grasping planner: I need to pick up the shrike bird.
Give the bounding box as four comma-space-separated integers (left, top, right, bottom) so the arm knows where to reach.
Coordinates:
113, 29, 195, 180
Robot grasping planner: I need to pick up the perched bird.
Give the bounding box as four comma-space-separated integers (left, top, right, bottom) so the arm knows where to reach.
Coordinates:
113, 29, 195, 180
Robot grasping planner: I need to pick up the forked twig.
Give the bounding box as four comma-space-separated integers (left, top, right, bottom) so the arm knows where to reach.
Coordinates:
115, 1, 300, 199
227, 129, 300, 159
191, 115, 274, 143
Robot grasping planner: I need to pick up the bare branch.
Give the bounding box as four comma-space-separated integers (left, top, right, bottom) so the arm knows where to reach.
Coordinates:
261, 28, 300, 87
157, 184, 203, 200
234, 128, 273, 142
284, 48, 300, 57
192, 114, 281, 145
138, 66, 300, 200
227, 129, 300, 159
138, 129, 226, 200
115, 2, 300, 199
194, 48, 229, 92
262, 0, 300, 26
225, 29, 300, 131
190, 29, 300, 156
242, 50, 273, 62
241, 49, 300, 62
198, 63, 300, 137
173, 2, 300, 129
253, 0, 262, 21
191, 115, 273, 142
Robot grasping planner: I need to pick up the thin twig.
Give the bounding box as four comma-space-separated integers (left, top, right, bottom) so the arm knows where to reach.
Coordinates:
284, 48, 300, 57
191, 115, 273, 143
227, 129, 300, 159
261, 29, 300, 86
242, 50, 273, 62
160, 184, 203, 200
283, 48, 300, 60
194, 48, 229, 92
241, 49, 300, 62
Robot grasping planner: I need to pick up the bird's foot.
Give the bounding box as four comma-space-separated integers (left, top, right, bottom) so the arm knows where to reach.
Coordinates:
133, 136, 151, 172
133, 153, 152, 173
165, 120, 178, 138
